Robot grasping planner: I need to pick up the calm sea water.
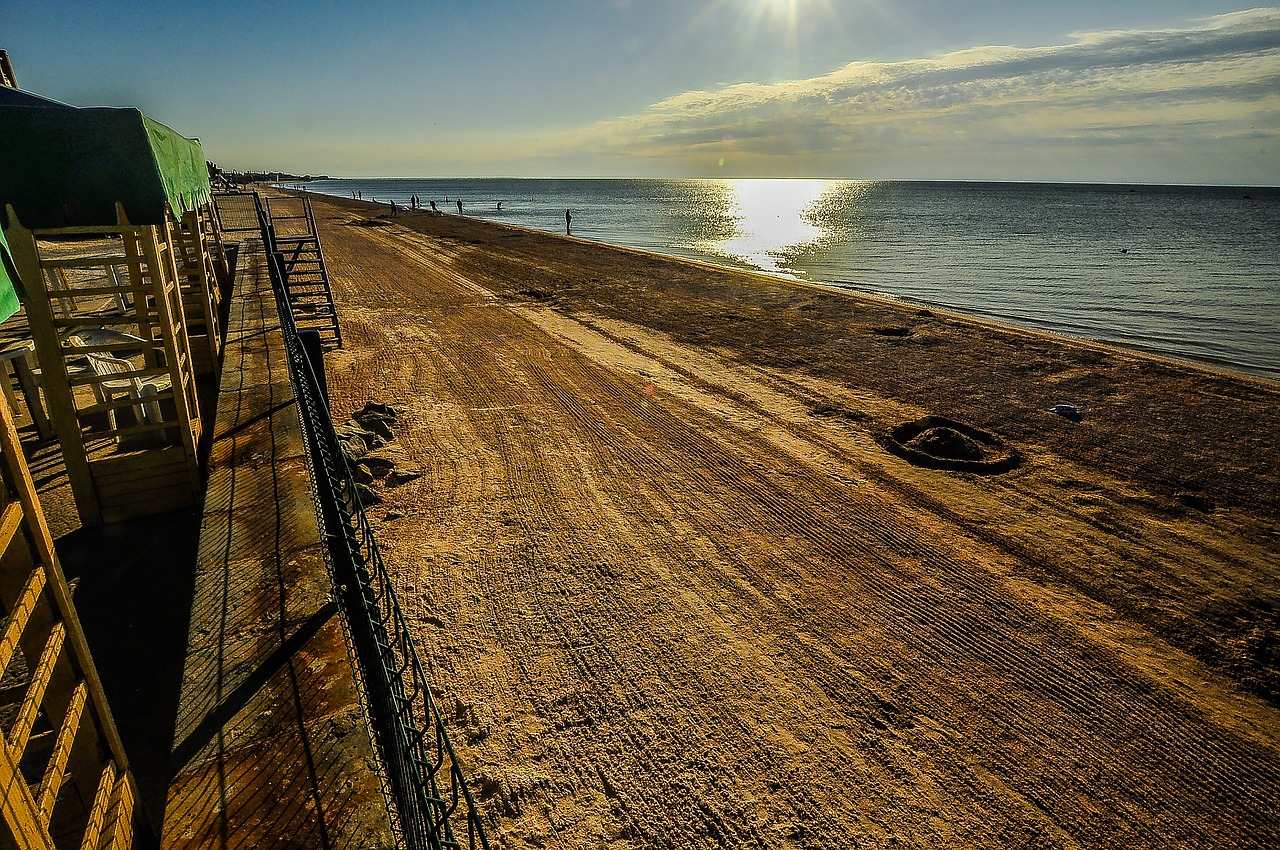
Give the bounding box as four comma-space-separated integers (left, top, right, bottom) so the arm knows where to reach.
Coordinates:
300, 178, 1280, 378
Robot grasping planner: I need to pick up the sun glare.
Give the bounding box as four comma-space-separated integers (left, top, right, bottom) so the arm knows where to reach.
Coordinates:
713, 179, 833, 275
753, 0, 800, 25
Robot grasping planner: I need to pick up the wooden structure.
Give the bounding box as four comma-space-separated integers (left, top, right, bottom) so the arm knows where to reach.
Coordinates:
261, 195, 342, 349
166, 208, 224, 376
0, 399, 142, 848
2, 205, 204, 527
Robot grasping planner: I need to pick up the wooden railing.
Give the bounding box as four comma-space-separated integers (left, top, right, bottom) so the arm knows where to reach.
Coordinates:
0, 399, 144, 847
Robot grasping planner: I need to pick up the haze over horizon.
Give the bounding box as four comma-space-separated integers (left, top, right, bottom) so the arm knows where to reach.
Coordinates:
7, 1, 1280, 185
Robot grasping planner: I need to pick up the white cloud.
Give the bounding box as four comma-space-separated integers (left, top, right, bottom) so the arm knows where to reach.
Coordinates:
527, 7, 1280, 181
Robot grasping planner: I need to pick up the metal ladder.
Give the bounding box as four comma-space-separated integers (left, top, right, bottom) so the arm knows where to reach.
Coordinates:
262, 195, 343, 350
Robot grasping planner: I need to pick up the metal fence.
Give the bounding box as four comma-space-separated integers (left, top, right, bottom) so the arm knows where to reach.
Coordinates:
245, 194, 491, 850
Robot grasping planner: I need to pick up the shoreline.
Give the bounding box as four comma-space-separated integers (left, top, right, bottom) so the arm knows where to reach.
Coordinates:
288, 182, 1280, 381
296, 188, 1280, 846
288, 186, 1280, 388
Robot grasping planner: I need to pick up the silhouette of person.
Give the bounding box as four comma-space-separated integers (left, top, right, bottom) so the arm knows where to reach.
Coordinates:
497, 201, 503, 210
565, 209, 572, 235
457, 199, 463, 215
430, 200, 438, 213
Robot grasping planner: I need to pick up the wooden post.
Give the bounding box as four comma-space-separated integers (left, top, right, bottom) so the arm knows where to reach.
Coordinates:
139, 212, 202, 480
2, 206, 102, 524
171, 208, 221, 374
0, 394, 147, 845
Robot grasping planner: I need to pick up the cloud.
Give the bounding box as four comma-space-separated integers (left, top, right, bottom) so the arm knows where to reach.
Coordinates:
536, 7, 1280, 181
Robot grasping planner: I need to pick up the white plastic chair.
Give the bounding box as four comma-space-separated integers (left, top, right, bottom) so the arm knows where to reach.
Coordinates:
69, 341, 171, 430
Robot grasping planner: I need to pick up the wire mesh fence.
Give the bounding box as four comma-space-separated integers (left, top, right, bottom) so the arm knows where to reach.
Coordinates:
242, 193, 491, 850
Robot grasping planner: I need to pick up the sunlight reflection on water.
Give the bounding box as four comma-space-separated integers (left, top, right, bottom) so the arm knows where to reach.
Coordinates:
307, 177, 1280, 377
708, 179, 835, 275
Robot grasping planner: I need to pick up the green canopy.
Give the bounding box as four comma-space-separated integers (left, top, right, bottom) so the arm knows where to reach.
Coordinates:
0, 225, 20, 323
0, 105, 211, 229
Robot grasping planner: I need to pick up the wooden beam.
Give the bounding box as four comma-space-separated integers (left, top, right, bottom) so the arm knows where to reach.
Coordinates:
99, 768, 134, 850
0, 398, 135, 782
78, 762, 117, 850
0, 566, 45, 676
2, 207, 103, 525
37, 679, 87, 819
0, 498, 25, 559
0, 722, 56, 850
9, 621, 66, 755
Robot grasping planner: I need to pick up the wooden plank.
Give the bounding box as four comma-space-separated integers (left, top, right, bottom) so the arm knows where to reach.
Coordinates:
0, 567, 45, 676
38, 257, 130, 270
39, 283, 135, 299
10, 352, 54, 441
90, 447, 188, 481
100, 488, 196, 521
0, 363, 21, 414
0, 722, 57, 850
90, 460, 189, 490
0, 498, 24, 554
92, 461, 189, 492
9, 621, 67, 755
97, 475, 194, 504
96, 474, 192, 503
101, 479, 198, 511
93, 459, 188, 487
93, 468, 186, 494
37, 679, 88, 819
78, 763, 117, 850
53, 315, 159, 331
100, 771, 134, 850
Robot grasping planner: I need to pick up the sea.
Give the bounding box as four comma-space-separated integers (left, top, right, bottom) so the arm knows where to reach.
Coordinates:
295, 178, 1280, 379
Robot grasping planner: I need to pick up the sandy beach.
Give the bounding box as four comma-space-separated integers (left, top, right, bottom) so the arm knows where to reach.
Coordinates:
299, 190, 1278, 848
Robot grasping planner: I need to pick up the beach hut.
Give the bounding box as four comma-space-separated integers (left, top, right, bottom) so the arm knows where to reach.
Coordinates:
0, 105, 220, 525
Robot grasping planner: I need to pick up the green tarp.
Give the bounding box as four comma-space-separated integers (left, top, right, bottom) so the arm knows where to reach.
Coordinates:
0, 225, 20, 322
0, 105, 211, 229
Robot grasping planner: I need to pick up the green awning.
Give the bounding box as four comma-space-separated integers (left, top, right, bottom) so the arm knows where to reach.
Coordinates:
0, 105, 211, 229
0, 226, 21, 323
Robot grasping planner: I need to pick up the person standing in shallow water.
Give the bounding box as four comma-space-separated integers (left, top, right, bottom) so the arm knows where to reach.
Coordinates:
457, 199, 463, 215
565, 209, 572, 235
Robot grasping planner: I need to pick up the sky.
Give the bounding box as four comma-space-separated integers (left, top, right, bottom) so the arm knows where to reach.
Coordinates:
5, 1, 1279, 183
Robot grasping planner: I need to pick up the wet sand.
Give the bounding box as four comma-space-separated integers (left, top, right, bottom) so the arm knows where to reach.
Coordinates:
301, 190, 1279, 848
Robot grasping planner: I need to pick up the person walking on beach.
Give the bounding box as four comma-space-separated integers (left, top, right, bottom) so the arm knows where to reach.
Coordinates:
457, 199, 463, 215
565, 208, 572, 235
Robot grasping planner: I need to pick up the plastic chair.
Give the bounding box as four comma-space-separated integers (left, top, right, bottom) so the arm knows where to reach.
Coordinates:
82, 351, 170, 428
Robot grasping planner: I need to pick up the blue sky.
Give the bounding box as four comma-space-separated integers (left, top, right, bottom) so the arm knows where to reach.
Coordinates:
6, 1, 1279, 183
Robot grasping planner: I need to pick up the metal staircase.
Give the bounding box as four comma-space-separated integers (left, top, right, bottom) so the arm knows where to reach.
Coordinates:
262, 195, 343, 350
